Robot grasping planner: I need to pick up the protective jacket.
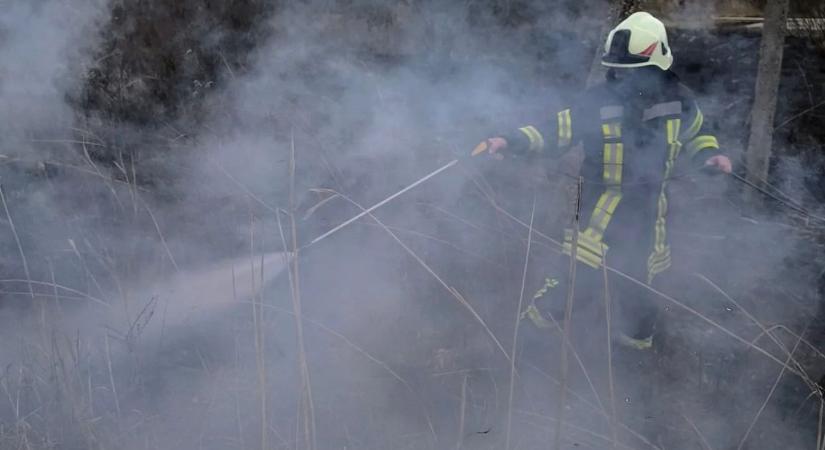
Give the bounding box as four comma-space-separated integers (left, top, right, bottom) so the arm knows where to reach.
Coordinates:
504, 69, 722, 283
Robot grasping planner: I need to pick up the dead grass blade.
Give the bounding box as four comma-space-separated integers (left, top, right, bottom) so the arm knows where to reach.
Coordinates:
355, 221, 501, 268
422, 204, 608, 416
523, 361, 658, 450
475, 198, 808, 379
282, 132, 317, 450
251, 213, 268, 450
682, 413, 713, 450
104, 334, 121, 421
136, 193, 180, 274
696, 273, 814, 386
457, 374, 468, 450
602, 257, 618, 450
253, 301, 438, 443
0, 184, 34, 299
302, 191, 340, 220
555, 176, 583, 450
208, 156, 279, 213
516, 409, 641, 450
322, 189, 511, 364
737, 323, 808, 449
751, 324, 825, 370
459, 169, 608, 416
505, 192, 536, 450
0, 279, 109, 307
818, 397, 824, 450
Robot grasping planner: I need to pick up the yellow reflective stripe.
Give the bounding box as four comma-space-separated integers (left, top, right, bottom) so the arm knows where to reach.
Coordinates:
589, 188, 622, 236
557, 109, 572, 147
578, 234, 604, 257
666, 119, 682, 156
681, 107, 704, 141
564, 228, 604, 253
603, 143, 623, 185
647, 248, 672, 284
649, 260, 670, 272
570, 113, 625, 268
685, 135, 719, 158
577, 117, 625, 256
601, 123, 621, 139
581, 227, 604, 243
648, 248, 671, 268
650, 261, 670, 273
647, 246, 671, 265
648, 119, 681, 283
563, 242, 603, 268
563, 229, 607, 268
518, 126, 545, 153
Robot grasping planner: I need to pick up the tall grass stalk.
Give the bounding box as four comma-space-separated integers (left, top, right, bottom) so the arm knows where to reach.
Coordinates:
505, 192, 536, 450
554, 176, 582, 450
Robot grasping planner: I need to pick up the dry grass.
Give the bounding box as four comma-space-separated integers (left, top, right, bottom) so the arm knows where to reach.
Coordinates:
0, 184, 34, 300
504, 192, 536, 450
737, 323, 809, 449
554, 176, 582, 450
1, 126, 823, 450
602, 256, 618, 450
1, 172, 821, 450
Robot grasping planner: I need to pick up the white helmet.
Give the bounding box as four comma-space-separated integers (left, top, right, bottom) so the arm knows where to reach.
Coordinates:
602, 12, 673, 71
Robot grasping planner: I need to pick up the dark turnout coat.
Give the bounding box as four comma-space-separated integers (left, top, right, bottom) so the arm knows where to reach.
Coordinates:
504, 70, 723, 283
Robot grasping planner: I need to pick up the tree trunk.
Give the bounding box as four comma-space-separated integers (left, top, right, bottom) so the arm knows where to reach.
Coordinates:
744, 0, 789, 205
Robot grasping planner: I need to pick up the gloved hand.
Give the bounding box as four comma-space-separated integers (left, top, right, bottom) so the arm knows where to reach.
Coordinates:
471, 137, 507, 160
704, 154, 732, 174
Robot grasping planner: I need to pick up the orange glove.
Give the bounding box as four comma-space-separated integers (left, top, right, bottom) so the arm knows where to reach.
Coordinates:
471, 137, 507, 160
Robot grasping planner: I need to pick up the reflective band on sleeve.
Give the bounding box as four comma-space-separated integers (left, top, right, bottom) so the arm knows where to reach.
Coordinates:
557, 109, 572, 147
600, 106, 624, 121
518, 126, 545, 153
685, 135, 719, 158
642, 101, 683, 121
681, 106, 704, 141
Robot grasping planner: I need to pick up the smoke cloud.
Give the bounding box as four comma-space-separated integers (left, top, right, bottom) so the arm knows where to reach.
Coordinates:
0, 1, 822, 449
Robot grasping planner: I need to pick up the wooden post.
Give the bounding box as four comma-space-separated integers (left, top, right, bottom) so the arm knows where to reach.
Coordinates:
744, 0, 789, 205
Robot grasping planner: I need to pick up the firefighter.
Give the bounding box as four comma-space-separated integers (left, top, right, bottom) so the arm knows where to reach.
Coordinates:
475, 11, 732, 349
